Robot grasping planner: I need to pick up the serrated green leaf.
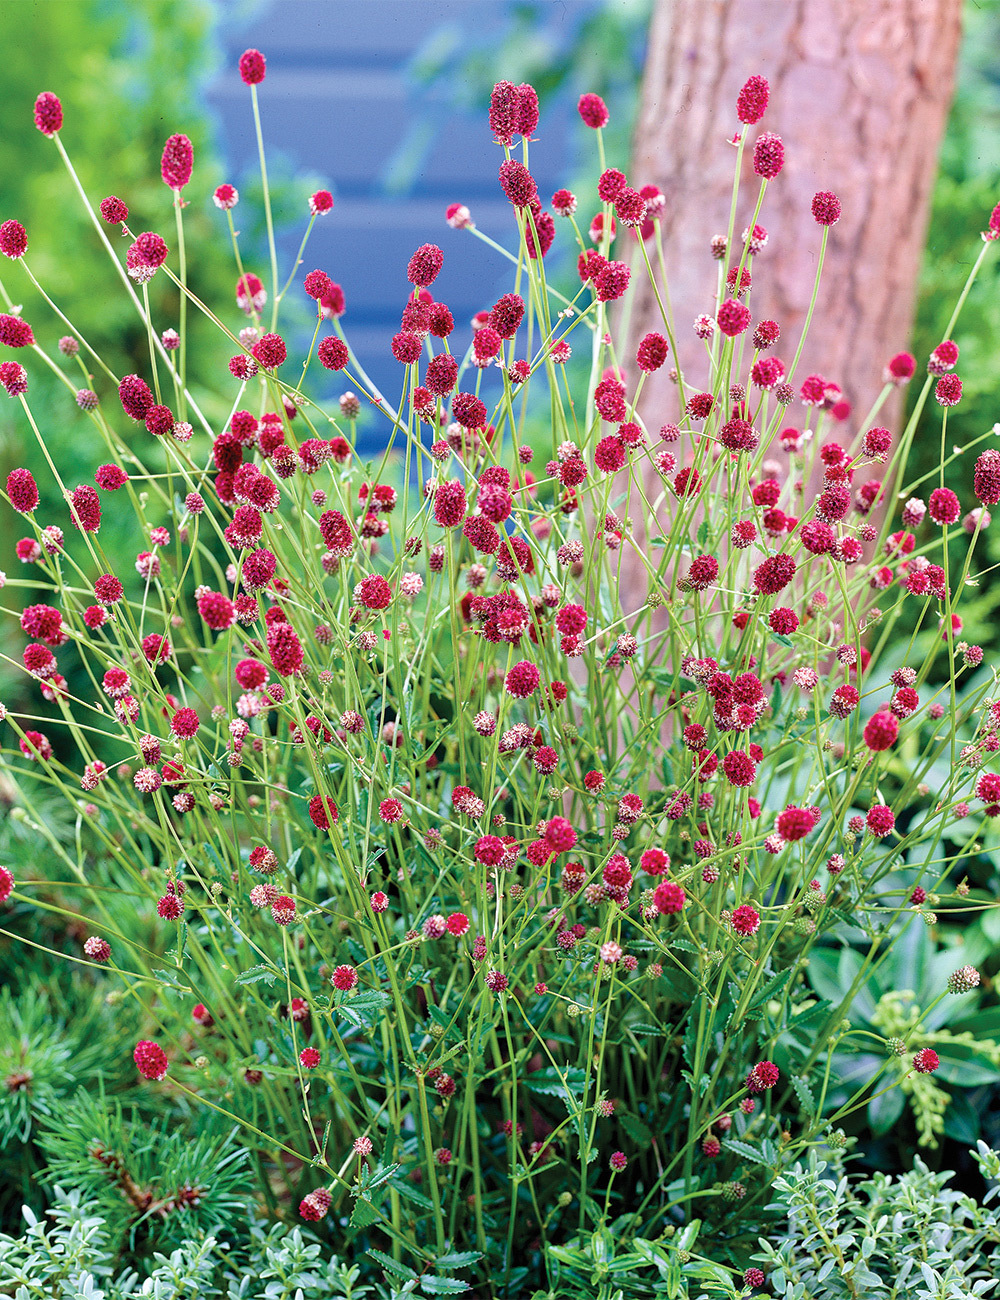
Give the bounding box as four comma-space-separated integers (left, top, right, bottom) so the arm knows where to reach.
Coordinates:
748, 966, 794, 1011
434, 1252, 482, 1269
420, 1276, 471, 1295
791, 1074, 816, 1117
234, 963, 280, 987
351, 1197, 379, 1228
723, 1138, 769, 1166
367, 1248, 418, 1281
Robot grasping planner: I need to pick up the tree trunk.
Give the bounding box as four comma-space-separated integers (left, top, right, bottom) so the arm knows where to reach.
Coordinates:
623, 0, 962, 602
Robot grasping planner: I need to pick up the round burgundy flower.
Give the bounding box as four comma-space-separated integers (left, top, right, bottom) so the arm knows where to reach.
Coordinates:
308, 794, 338, 830
134, 1039, 168, 1081
391, 331, 422, 365
213, 183, 238, 209
594, 260, 630, 302
653, 881, 686, 914
974, 449, 1000, 506
0, 220, 27, 259
7, 467, 39, 513
131, 231, 169, 269
161, 133, 193, 189
753, 552, 795, 595
776, 806, 814, 841
452, 391, 487, 429
636, 332, 669, 372
317, 336, 349, 371
358, 574, 392, 610
719, 417, 757, 452
118, 374, 154, 421
252, 332, 286, 369
551, 188, 577, 216
614, 186, 647, 227
912, 1047, 939, 1074
157, 893, 184, 920
752, 132, 784, 179
594, 436, 626, 474
716, 297, 751, 337
0, 362, 27, 396
736, 75, 769, 125
69, 484, 101, 532
864, 710, 898, 752
722, 751, 756, 788
505, 659, 540, 698
406, 242, 444, 287
84, 936, 111, 962
198, 590, 236, 631
731, 904, 761, 935
928, 339, 959, 374
748, 1060, 779, 1091
935, 374, 962, 406
100, 195, 128, 224
239, 48, 266, 85
145, 404, 174, 437
425, 352, 458, 396
95, 464, 127, 491
310, 189, 334, 215
811, 191, 841, 225
433, 479, 467, 528
744, 1268, 766, 1290
170, 707, 200, 738
94, 574, 124, 604
33, 91, 63, 135
577, 92, 609, 129
267, 621, 303, 675
490, 292, 525, 340
498, 159, 537, 208
866, 804, 895, 837
0, 313, 35, 347
332, 963, 358, 990
303, 269, 331, 300
928, 487, 960, 525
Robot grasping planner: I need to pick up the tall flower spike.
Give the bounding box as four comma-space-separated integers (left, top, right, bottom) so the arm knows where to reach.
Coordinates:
161, 134, 193, 190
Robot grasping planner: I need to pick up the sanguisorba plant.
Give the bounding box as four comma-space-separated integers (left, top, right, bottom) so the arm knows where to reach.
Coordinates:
1, 51, 1000, 1296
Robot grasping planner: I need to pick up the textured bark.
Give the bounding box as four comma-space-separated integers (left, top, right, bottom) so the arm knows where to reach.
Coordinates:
624, 0, 962, 599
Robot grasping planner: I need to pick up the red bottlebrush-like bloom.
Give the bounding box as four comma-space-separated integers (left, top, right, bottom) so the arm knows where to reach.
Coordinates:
974, 450, 1000, 505
594, 260, 630, 301
119, 374, 154, 420
318, 336, 349, 371
636, 332, 668, 372
490, 292, 525, 339
935, 374, 962, 406
332, 964, 358, 990
731, 904, 761, 935
615, 187, 646, 227
686, 392, 714, 420
134, 1039, 168, 1081
577, 91, 609, 129
864, 710, 899, 751
239, 48, 266, 84
722, 750, 756, 788
684, 555, 719, 590
267, 621, 304, 675
198, 591, 236, 631
157, 893, 184, 919
505, 660, 540, 698
358, 574, 392, 609
7, 467, 39, 513
252, 332, 286, 369
776, 806, 815, 841
928, 487, 960, 525
308, 794, 338, 829
753, 132, 784, 179
811, 191, 841, 225
753, 553, 795, 595
33, 91, 63, 135
299, 1047, 321, 1069
867, 804, 895, 837
433, 478, 467, 528
141, 633, 171, 664
69, 484, 101, 532
236, 272, 266, 313
595, 436, 626, 473
913, 1047, 939, 1074
499, 159, 537, 208
100, 195, 128, 224
84, 936, 111, 962
161, 134, 193, 189
654, 881, 686, 914
452, 391, 487, 429
144, 404, 174, 437
489, 80, 517, 144
736, 75, 769, 124
425, 352, 458, 396
0, 313, 34, 347
0, 220, 27, 259
95, 464, 128, 491
769, 606, 798, 634
406, 243, 444, 287
21, 730, 53, 761
716, 298, 751, 337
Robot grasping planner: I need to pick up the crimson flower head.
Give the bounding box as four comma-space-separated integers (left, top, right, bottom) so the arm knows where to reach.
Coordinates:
129, 231, 168, 269
213, 183, 238, 210
318, 336, 349, 371
653, 881, 686, 914
752, 132, 784, 179
0, 220, 27, 259
252, 332, 287, 369
489, 80, 517, 145
407, 242, 444, 287
100, 195, 128, 224
0, 313, 35, 347
973, 449, 1000, 506
0, 362, 28, 397
577, 91, 609, 129
134, 1039, 168, 1081
498, 159, 537, 208
736, 75, 769, 125
33, 91, 63, 135
7, 467, 39, 513
161, 133, 193, 189
811, 190, 841, 225
309, 189, 334, 214
935, 374, 962, 406
912, 1047, 939, 1074
239, 48, 266, 85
